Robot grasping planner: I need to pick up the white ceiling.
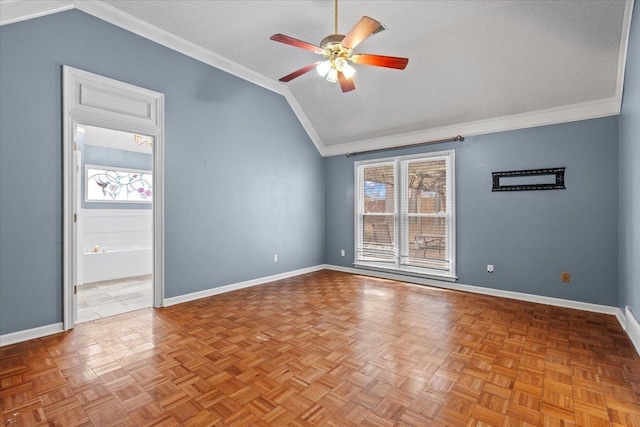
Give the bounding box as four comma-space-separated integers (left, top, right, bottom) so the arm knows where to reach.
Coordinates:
1, 0, 634, 155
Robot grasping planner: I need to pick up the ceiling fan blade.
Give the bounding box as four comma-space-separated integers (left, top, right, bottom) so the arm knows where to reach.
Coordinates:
279, 62, 322, 82
270, 34, 324, 54
351, 54, 409, 70
340, 16, 386, 49
338, 71, 356, 93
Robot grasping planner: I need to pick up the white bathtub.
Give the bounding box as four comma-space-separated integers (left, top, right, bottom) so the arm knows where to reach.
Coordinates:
77, 209, 153, 284
82, 247, 152, 283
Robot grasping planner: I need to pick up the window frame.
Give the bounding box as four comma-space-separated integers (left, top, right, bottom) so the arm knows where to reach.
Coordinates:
354, 150, 456, 280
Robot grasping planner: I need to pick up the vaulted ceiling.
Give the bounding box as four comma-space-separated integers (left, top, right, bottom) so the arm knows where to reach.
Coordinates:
1, 0, 634, 156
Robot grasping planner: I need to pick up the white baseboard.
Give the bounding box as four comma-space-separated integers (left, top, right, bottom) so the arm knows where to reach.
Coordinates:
625, 306, 640, 355
3, 268, 635, 357
327, 265, 639, 355
324, 264, 626, 320
0, 322, 64, 347
615, 309, 627, 331
163, 265, 325, 307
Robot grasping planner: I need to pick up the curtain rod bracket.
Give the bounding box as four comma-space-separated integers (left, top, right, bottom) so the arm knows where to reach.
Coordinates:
346, 135, 464, 157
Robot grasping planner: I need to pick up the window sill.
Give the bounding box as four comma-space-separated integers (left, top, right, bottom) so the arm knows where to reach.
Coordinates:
353, 262, 458, 282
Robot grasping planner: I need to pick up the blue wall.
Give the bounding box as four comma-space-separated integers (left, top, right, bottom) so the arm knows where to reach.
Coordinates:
0, 6, 634, 337
326, 117, 619, 306
0, 10, 324, 334
81, 145, 153, 210
619, 2, 640, 318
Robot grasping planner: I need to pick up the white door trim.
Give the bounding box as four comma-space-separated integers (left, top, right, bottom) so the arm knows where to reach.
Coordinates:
62, 66, 165, 330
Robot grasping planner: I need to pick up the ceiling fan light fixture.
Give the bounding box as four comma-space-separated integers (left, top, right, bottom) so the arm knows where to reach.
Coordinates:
342, 63, 356, 79
317, 60, 332, 76
334, 57, 347, 71
270, 0, 408, 92
326, 68, 339, 83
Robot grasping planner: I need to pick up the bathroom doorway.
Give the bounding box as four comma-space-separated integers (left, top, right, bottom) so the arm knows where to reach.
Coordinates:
74, 125, 154, 322
63, 66, 164, 329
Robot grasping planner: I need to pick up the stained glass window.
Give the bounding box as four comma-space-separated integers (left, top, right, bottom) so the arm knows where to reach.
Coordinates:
86, 166, 152, 203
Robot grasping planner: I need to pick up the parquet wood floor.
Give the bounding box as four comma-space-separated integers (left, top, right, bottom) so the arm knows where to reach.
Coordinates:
2, 270, 639, 426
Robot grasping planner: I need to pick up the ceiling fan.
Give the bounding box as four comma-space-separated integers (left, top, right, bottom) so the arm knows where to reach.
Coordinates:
270, 0, 409, 93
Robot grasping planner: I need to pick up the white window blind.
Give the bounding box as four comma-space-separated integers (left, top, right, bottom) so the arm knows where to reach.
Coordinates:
356, 162, 396, 264
355, 150, 456, 279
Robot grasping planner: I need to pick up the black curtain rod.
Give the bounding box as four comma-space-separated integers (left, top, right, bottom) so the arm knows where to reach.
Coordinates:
345, 135, 465, 157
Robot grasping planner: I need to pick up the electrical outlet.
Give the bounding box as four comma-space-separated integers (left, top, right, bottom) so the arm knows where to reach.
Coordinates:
487, 264, 494, 273
273, 254, 278, 263
340, 249, 345, 257
561, 272, 570, 283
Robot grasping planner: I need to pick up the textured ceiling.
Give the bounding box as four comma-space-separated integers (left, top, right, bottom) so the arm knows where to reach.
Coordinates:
2, 0, 630, 154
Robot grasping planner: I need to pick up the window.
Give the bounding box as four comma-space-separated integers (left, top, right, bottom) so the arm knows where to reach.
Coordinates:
86, 165, 153, 203
355, 150, 456, 279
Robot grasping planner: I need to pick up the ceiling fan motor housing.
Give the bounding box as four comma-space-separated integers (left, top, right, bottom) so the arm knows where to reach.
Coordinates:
320, 34, 353, 66
320, 34, 345, 48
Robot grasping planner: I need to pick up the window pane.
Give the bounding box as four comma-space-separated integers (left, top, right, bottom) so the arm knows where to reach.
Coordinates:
403, 216, 449, 270
407, 160, 447, 214
86, 167, 152, 202
359, 214, 395, 262
364, 165, 395, 213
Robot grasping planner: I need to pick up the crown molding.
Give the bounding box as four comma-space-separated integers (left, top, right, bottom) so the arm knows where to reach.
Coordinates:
281, 88, 327, 156
616, 0, 636, 104
0, 0, 326, 154
0, 0, 285, 94
319, 0, 632, 156
1, 0, 633, 158
0, 0, 73, 25
322, 97, 621, 157
74, 1, 327, 154
74, 0, 283, 95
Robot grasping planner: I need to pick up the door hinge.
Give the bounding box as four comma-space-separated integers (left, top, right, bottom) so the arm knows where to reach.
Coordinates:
74, 142, 77, 151
74, 285, 77, 295
73, 213, 77, 222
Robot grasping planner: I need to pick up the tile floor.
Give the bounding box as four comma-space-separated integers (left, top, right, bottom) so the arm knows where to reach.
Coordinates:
76, 275, 152, 323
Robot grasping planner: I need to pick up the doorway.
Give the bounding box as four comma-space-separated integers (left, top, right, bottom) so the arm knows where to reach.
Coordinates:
74, 125, 154, 322
63, 66, 164, 329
